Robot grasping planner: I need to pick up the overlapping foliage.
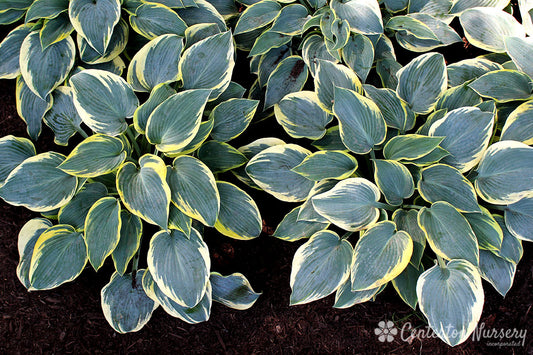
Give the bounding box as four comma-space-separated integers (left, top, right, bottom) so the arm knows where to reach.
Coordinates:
0, 0, 532, 347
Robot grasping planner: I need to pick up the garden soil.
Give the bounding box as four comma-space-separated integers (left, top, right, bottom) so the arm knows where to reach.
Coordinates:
1, 27, 532, 355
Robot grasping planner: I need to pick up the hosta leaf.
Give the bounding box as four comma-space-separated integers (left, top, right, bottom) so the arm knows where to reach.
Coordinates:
330, 0, 383, 35
501, 100, 533, 144
168, 204, 192, 236
197, 141, 247, 173
258, 45, 291, 86
301, 35, 337, 76
494, 215, 523, 264
475, 141, 533, 204
147, 228, 210, 307
312, 177, 380, 231
418, 202, 479, 266
142, 269, 211, 323
84, 196, 121, 270
373, 160, 414, 206
210, 99, 259, 142
447, 58, 503, 88
0, 9, 26, 25
101, 270, 157, 334
58, 134, 126, 177
39, 12, 74, 49
175, 0, 227, 32
43, 87, 82, 146
315, 60, 362, 113
363, 85, 415, 132
166, 155, 219, 227
464, 206, 503, 251
469, 70, 532, 103
130, 3, 187, 39
146, 89, 210, 153
290, 230, 353, 305
133, 83, 176, 134
16, 218, 53, 289
264, 56, 308, 110
311, 126, 348, 151
0, 135, 35, 184
185, 23, 221, 48
246, 144, 315, 202
392, 209, 426, 268
392, 263, 424, 309
478, 249, 516, 297
274, 91, 332, 140
297, 180, 337, 223
179, 31, 234, 100
0, 0, 40, 10
460, 8, 525, 52
80, 55, 126, 75
386, 15, 438, 41
68, 0, 120, 54
273, 206, 329, 242
248, 29, 292, 57
274, 5, 309, 35
0, 23, 33, 79
29, 225, 87, 290
127, 34, 183, 92
20, 31, 75, 99
215, 181, 262, 240
117, 154, 171, 228
418, 164, 480, 212
342, 33, 374, 82
211, 272, 261, 310
451, 0, 511, 14
15, 76, 52, 140
25, 0, 69, 22
333, 87, 386, 154
333, 279, 382, 309
429, 107, 494, 173
504, 36, 533, 80
505, 195, 533, 241
292, 150, 357, 181
166, 116, 214, 157
70, 69, 139, 136
234, 0, 281, 35
77, 18, 128, 65
0, 152, 78, 212
397, 52, 447, 115
417, 260, 484, 346
351, 221, 413, 291
435, 83, 482, 113
58, 182, 108, 230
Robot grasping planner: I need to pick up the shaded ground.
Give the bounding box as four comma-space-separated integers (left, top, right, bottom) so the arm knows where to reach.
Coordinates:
0, 78, 531, 354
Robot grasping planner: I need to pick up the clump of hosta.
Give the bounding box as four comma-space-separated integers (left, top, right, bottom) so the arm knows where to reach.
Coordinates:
236, 0, 532, 347
0, 3, 263, 333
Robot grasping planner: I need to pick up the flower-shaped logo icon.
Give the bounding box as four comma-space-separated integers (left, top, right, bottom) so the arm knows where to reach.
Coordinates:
374, 320, 398, 342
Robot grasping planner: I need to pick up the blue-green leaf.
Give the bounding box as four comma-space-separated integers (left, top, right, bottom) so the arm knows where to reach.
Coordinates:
211, 272, 261, 310
417, 260, 484, 346
117, 154, 171, 228
364, 85, 415, 132
392, 209, 426, 268
418, 202, 479, 266
351, 221, 413, 291
342, 33, 374, 82
0, 23, 33, 79
312, 177, 380, 231
504, 36, 533, 80
111, 211, 142, 275
167, 155, 219, 227
147, 228, 210, 307
210, 99, 259, 142
273, 206, 329, 242
133, 83, 176, 134
333, 87, 386, 154
43, 86, 83, 146
290, 230, 352, 305
197, 140, 247, 173
464, 206, 503, 251
397, 52, 446, 115
0, 135, 35, 184
29, 224, 87, 290
20, 31, 75, 99
447, 58, 502, 87
234, 0, 281, 35
392, 263, 424, 309
58, 134, 126, 177
58, 182, 108, 230
70, 69, 139, 136
501, 100, 533, 144
77, 18, 128, 64
373, 160, 414, 206
0, 152, 78, 212
333, 279, 382, 309
264, 56, 308, 110
84, 196, 121, 270
293, 150, 357, 181
418, 164, 481, 212
475, 141, 533, 204
101, 270, 157, 333
130, 2, 187, 39
478, 249, 516, 297
505, 194, 533, 242
215, 181, 262, 240
15, 76, 52, 140
315, 60, 362, 113
330, 0, 383, 35
383, 134, 443, 161
246, 143, 315, 202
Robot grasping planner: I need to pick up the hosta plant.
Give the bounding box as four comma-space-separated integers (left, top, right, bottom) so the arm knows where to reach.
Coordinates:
0, 4, 263, 332
236, 0, 532, 347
